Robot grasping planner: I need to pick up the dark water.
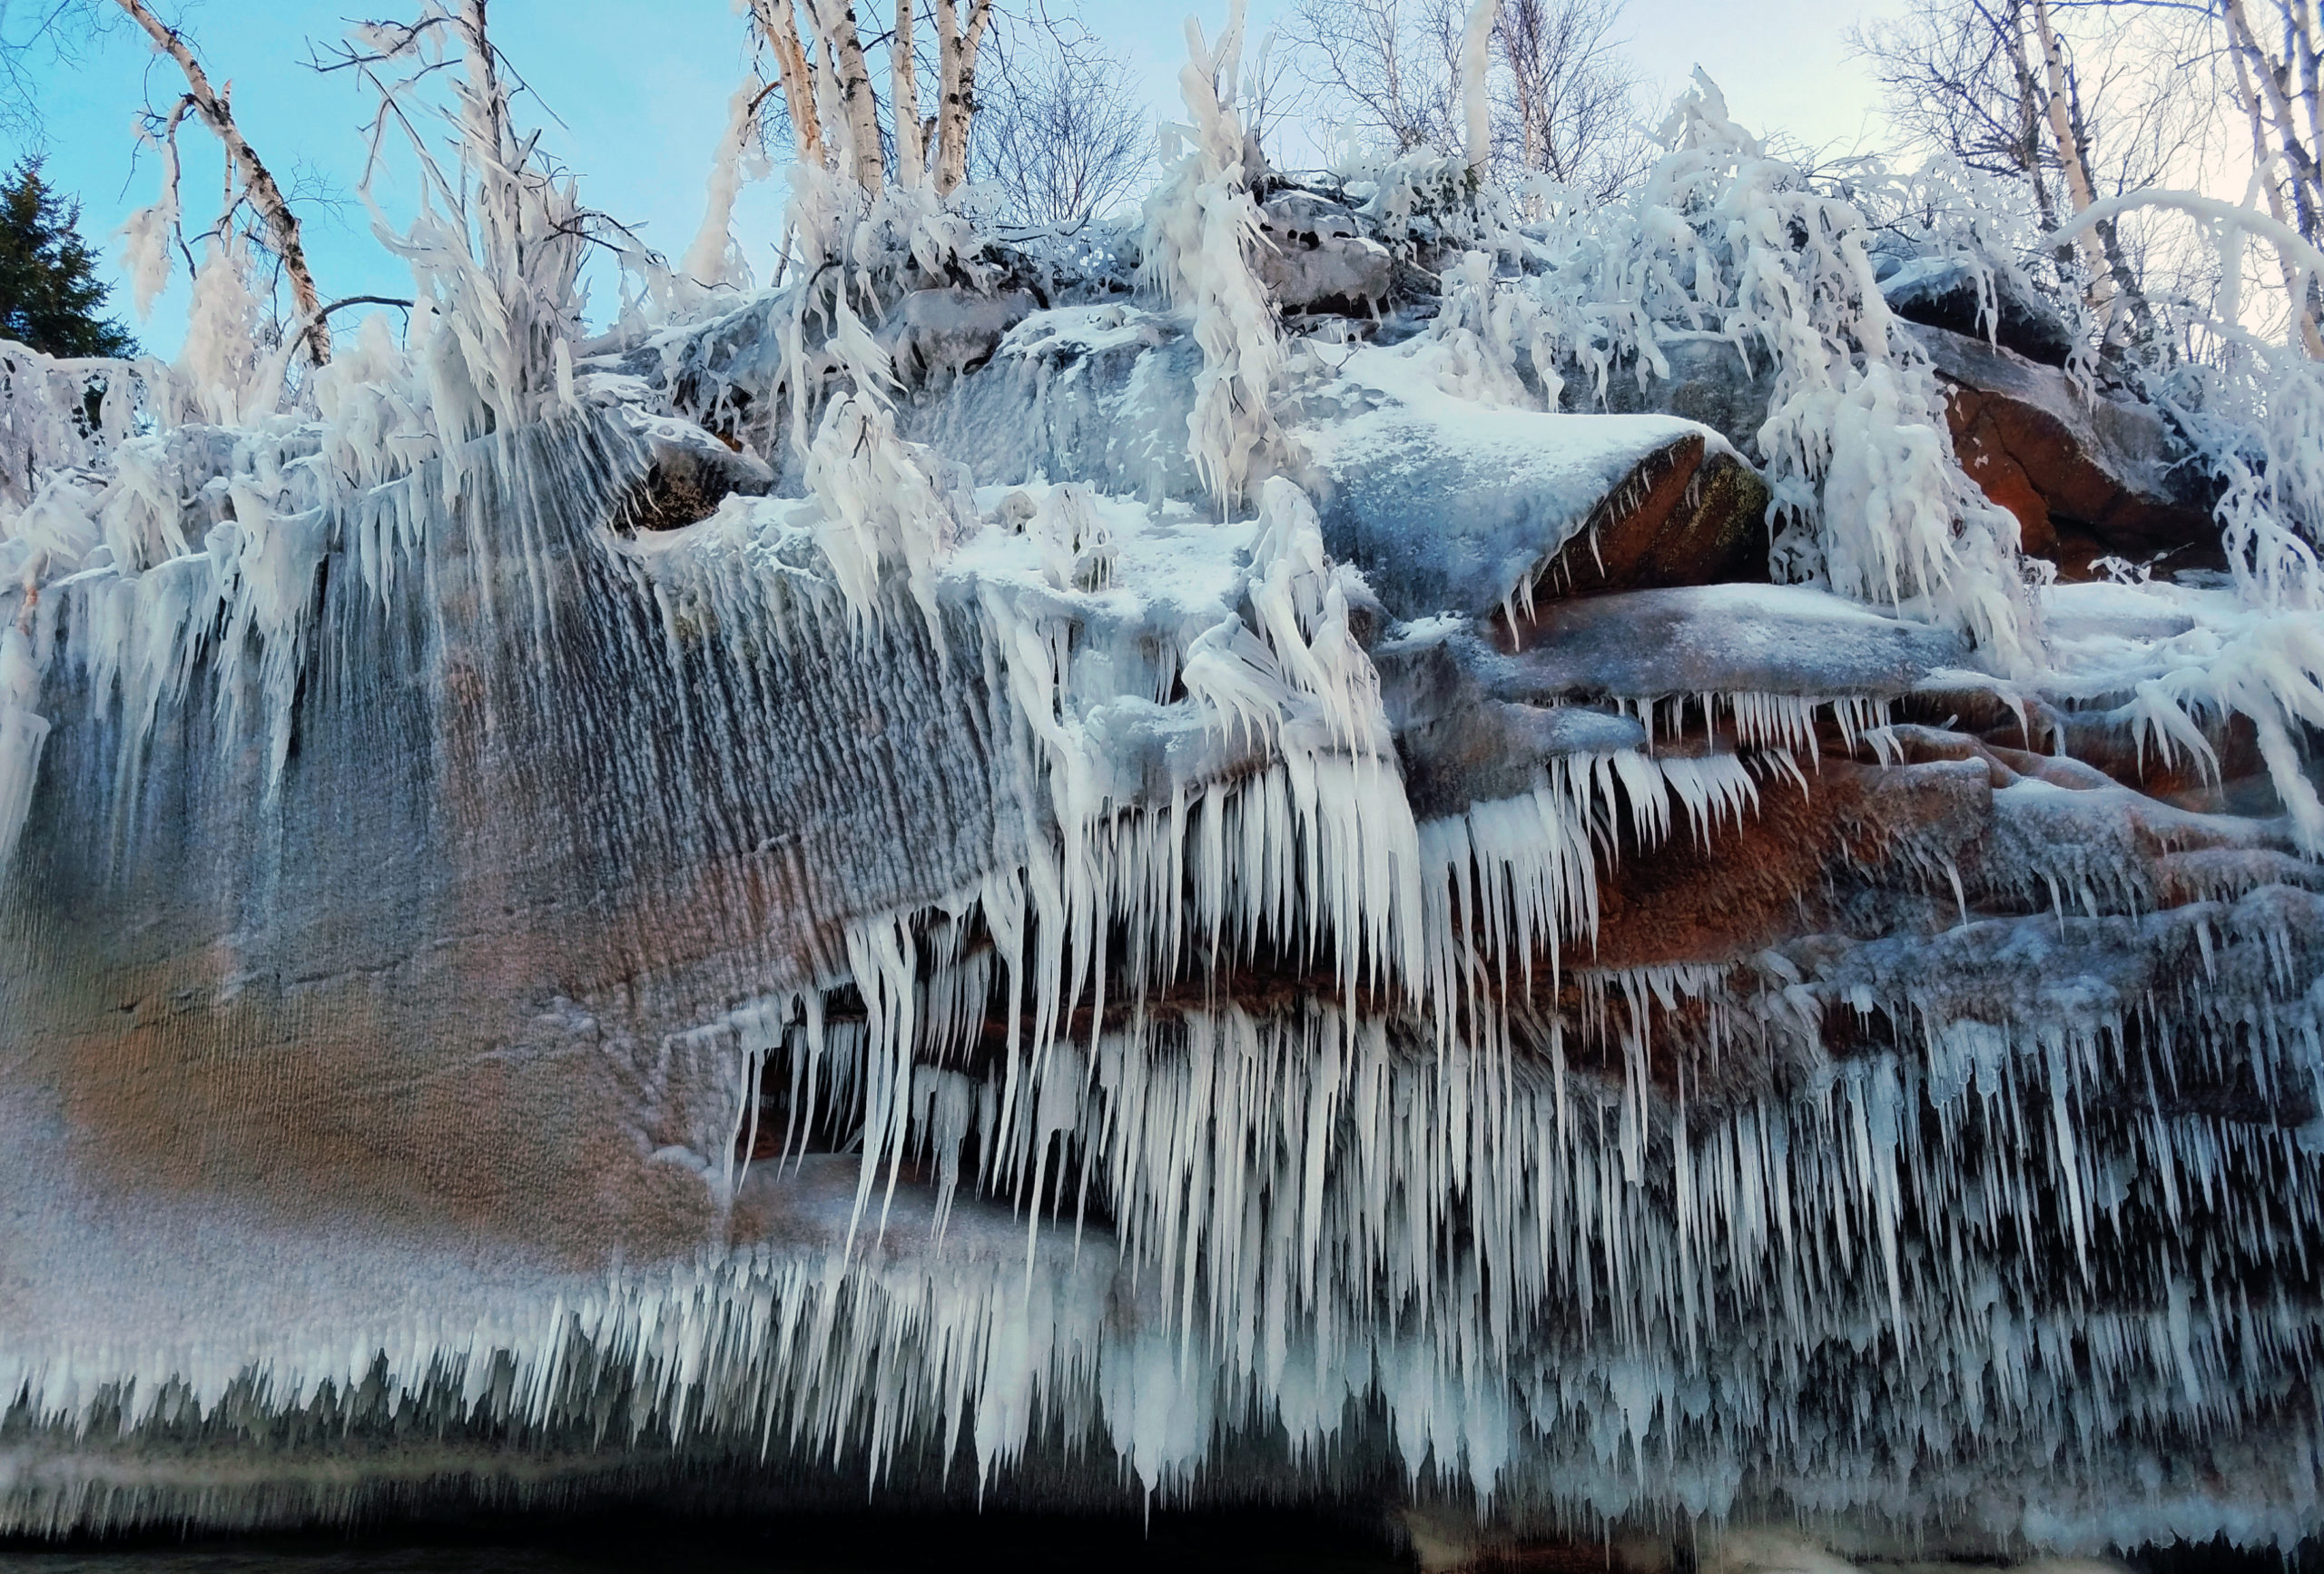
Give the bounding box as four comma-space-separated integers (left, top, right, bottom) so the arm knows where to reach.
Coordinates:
0, 1509, 1411, 1574
8, 1516, 2319, 1574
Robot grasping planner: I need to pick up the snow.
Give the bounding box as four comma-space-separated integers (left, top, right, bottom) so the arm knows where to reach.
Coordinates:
1299, 343, 1717, 618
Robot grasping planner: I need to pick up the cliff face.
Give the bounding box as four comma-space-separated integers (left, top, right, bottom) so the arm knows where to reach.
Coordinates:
3, 116, 2322, 1556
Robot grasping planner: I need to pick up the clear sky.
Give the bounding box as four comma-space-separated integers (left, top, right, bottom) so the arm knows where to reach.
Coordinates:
5, 0, 1908, 357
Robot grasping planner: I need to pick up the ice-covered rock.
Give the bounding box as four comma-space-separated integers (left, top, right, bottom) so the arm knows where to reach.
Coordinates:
1877, 252, 2077, 369
1256, 191, 1395, 316
0, 81, 2318, 1558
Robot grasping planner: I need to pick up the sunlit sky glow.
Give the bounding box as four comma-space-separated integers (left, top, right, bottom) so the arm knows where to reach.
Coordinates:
9, 0, 1908, 356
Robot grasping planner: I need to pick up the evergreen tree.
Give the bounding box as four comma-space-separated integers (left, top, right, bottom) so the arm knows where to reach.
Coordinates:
0, 155, 134, 359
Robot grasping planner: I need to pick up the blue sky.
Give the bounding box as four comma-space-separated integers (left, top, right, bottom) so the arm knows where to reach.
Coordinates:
8, 0, 1906, 357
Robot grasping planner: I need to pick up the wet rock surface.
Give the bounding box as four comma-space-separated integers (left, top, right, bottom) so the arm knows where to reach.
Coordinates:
1909, 321, 2222, 575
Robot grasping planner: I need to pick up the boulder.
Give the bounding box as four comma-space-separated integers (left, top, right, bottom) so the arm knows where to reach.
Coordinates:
1908, 320, 2221, 575
1531, 437, 1770, 597
1296, 394, 1747, 620
1590, 335, 1777, 445
1256, 192, 1394, 316
1878, 254, 2076, 368
874, 286, 1039, 388
615, 413, 773, 533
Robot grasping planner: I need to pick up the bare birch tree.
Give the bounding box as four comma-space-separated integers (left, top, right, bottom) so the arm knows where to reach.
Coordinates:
968, 31, 1148, 226
744, 0, 1000, 198
1286, 0, 1643, 193
891, 0, 926, 187
808, 0, 887, 192
744, 0, 827, 168
2216, 0, 2324, 350
931, 0, 997, 193
1852, 0, 2056, 212
65, 0, 331, 360
1492, 0, 1647, 199
1855, 0, 2199, 335
2027, 0, 2114, 298
1288, 0, 1462, 154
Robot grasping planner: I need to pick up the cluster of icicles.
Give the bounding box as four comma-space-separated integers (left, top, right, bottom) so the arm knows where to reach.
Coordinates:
3, 27, 2323, 1539
469, 428, 2324, 1532
4, 293, 2323, 1539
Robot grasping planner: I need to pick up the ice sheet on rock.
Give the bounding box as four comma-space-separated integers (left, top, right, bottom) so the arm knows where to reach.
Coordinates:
2039, 579, 2201, 644
901, 305, 1208, 501
1983, 575, 2324, 848
1295, 343, 1718, 619
1490, 584, 1968, 701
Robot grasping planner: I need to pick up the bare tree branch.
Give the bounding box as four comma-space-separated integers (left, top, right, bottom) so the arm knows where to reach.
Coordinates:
967, 28, 1147, 225
1286, 0, 1643, 196
112, 0, 329, 361
0, 0, 108, 139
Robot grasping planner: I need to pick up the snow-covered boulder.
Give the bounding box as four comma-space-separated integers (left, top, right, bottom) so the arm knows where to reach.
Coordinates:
1877, 251, 2078, 368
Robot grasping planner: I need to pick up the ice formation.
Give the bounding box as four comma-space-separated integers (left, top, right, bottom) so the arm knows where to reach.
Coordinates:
1, 18, 2321, 1563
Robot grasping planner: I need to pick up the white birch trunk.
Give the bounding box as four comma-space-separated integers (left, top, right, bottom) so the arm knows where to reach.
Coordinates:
2006, 0, 2061, 229
2028, 0, 2112, 305
808, 0, 886, 193
2228, 0, 2323, 244
749, 0, 827, 167
892, 0, 926, 188
2230, 9, 2324, 356
932, 0, 993, 195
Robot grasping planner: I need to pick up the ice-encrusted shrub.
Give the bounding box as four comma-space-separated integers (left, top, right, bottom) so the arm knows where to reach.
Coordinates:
173, 237, 275, 428
1140, 0, 1285, 512
1421, 73, 2039, 669
2046, 192, 2324, 849
350, 8, 596, 445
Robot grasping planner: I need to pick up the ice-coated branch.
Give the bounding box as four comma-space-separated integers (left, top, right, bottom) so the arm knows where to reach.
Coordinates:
680, 80, 769, 292
112, 0, 329, 361
1143, 0, 1286, 511
1459, 0, 1498, 171
2055, 186, 2324, 317
116, 93, 194, 317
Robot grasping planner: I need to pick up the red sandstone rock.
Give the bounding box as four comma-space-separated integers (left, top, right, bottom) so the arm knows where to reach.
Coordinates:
1908, 321, 2221, 576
